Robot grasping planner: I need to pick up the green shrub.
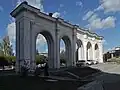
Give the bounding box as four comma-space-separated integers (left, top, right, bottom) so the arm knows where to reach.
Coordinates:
0, 55, 48, 66
0, 56, 16, 66
0, 56, 8, 67
35, 55, 47, 65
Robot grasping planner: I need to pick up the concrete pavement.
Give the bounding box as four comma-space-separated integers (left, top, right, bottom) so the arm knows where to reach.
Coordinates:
90, 63, 120, 74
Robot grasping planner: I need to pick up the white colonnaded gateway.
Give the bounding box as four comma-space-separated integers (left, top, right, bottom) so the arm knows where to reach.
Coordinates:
10, 2, 103, 72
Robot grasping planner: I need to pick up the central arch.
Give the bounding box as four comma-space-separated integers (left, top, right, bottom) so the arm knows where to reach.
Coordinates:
35, 31, 54, 68
76, 39, 84, 61
60, 36, 72, 67
87, 42, 93, 60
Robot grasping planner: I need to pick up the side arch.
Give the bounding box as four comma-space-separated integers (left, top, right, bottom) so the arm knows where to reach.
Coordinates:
59, 35, 72, 67
86, 41, 93, 60
35, 30, 55, 68
94, 43, 99, 61
76, 39, 84, 61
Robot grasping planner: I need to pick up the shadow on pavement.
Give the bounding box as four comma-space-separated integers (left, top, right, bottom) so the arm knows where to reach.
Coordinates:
99, 72, 120, 90
0, 66, 99, 90
78, 70, 120, 90
1, 66, 120, 90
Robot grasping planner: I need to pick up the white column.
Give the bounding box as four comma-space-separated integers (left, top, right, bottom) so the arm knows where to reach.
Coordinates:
15, 17, 33, 72
88, 48, 90, 60
78, 48, 81, 60
83, 42, 87, 61
15, 20, 20, 72
30, 21, 36, 71
54, 27, 60, 69
99, 43, 103, 63
81, 46, 84, 60
92, 44, 95, 60
72, 28, 77, 66
72, 39, 76, 66
78, 46, 84, 60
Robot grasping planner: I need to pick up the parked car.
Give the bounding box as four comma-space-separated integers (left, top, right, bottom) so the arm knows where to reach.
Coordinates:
92, 60, 99, 64
76, 60, 86, 67
60, 63, 66, 68
86, 60, 93, 65
87, 60, 99, 65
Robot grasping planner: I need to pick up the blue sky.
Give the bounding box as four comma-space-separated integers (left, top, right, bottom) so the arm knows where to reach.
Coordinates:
0, 0, 120, 53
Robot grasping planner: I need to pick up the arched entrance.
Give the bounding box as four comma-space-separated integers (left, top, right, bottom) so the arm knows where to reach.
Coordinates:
36, 34, 47, 65
95, 44, 99, 61
35, 31, 54, 68
87, 42, 93, 60
76, 39, 84, 61
59, 39, 66, 67
60, 36, 72, 67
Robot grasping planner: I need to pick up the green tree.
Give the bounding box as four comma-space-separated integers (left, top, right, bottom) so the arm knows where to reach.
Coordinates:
60, 50, 65, 59
60, 50, 66, 64
0, 42, 4, 56
2, 36, 13, 56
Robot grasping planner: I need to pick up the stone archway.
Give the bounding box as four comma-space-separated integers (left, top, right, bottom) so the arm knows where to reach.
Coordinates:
10, 2, 103, 72
87, 42, 93, 60
76, 39, 84, 61
95, 44, 99, 61
60, 36, 72, 67
35, 31, 54, 68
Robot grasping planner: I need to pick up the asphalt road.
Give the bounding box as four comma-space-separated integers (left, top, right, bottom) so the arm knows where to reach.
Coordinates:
85, 63, 120, 90
90, 63, 120, 74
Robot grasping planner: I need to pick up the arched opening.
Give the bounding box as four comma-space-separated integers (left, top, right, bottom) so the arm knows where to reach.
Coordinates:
95, 44, 99, 61
60, 39, 66, 67
76, 39, 84, 61
87, 42, 93, 60
35, 31, 54, 68
60, 36, 72, 67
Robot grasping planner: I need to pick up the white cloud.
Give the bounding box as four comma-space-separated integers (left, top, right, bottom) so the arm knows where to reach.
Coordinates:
63, 11, 67, 15
7, 22, 16, 43
60, 47, 65, 53
52, 12, 61, 18
88, 13, 98, 22
102, 16, 116, 28
58, 4, 64, 11
83, 11, 94, 20
84, 11, 116, 30
36, 34, 46, 46
36, 34, 47, 53
76, 1, 83, 7
96, 0, 120, 13
102, 39, 108, 45
60, 4, 64, 8
0, 6, 3, 12
94, 5, 104, 12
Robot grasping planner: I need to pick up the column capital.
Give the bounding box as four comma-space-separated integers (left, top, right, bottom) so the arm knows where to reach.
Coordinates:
30, 20, 35, 25
83, 41, 88, 46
